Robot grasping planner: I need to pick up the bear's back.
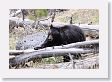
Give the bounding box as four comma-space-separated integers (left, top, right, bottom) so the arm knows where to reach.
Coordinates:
59, 25, 86, 44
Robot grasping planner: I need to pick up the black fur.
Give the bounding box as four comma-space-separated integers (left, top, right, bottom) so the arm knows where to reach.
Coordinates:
34, 24, 86, 62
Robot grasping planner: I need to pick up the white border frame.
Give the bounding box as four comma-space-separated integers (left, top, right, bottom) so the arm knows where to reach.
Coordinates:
0, 0, 108, 78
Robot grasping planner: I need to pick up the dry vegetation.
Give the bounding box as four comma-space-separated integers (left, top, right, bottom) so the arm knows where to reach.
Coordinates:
55, 9, 99, 24
9, 9, 99, 69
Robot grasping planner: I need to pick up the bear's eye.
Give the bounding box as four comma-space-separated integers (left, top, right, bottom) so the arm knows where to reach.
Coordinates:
61, 29, 65, 32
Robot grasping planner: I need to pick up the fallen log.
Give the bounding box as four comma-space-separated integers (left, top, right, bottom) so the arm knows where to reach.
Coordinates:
9, 48, 98, 66
9, 40, 99, 56
9, 17, 34, 27
9, 40, 99, 66
9, 17, 99, 32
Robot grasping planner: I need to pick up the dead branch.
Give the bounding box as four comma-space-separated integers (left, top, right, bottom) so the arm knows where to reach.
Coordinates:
9, 49, 35, 56
10, 10, 21, 17
9, 40, 99, 66
9, 40, 99, 56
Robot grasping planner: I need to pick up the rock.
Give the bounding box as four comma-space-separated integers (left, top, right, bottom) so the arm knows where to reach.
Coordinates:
16, 32, 48, 50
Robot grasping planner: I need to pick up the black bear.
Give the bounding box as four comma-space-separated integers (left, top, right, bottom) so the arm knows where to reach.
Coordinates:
34, 24, 86, 62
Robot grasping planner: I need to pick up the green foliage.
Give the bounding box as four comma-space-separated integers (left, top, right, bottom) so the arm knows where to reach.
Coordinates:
28, 9, 48, 20
28, 15, 35, 20
35, 9, 48, 17
42, 56, 63, 64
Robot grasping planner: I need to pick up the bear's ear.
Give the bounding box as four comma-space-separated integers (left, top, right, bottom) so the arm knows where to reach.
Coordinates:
50, 24, 53, 28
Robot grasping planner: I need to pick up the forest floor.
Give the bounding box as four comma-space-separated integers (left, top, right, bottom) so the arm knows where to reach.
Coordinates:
9, 9, 99, 50
9, 9, 99, 69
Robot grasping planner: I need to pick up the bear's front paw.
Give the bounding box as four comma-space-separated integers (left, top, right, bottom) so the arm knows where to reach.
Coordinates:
34, 47, 42, 50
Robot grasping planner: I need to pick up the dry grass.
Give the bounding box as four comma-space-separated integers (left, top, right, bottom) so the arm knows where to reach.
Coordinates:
55, 9, 99, 24
9, 9, 99, 69
9, 9, 99, 49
